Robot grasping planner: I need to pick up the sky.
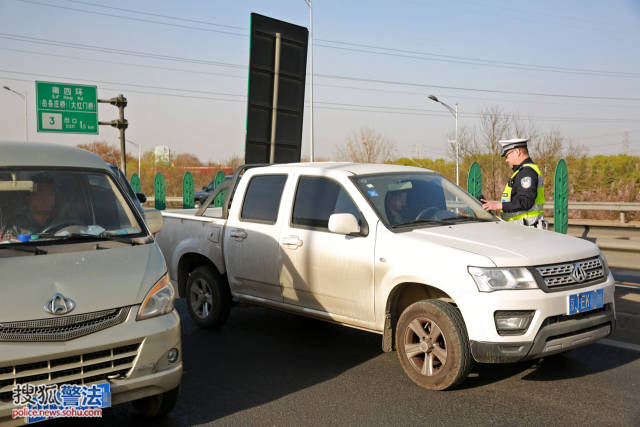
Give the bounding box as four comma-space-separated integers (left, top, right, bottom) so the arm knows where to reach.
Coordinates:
1, 0, 639, 164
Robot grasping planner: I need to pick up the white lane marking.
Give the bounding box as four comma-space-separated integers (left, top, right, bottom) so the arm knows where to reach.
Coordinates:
599, 339, 640, 352
621, 293, 640, 302
616, 284, 640, 290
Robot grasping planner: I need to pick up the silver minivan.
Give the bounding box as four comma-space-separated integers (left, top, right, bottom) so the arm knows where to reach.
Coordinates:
0, 142, 181, 424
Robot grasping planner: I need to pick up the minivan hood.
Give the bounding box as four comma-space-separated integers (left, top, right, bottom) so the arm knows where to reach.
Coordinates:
0, 243, 166, 322
408, 221, 600, 267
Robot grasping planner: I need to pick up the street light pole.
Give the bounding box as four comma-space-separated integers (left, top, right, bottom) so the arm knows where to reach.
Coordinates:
455, 103, 458, 186
3, 86, 28, 142
428, 95, 459, 185
126, 138, 142, 178
304, 0, 314, 162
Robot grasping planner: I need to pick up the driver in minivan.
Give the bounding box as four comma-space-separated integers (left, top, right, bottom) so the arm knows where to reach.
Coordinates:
0, 173, 58, 241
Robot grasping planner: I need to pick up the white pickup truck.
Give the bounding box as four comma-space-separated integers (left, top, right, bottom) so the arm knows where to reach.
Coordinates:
156, 162, 615, 390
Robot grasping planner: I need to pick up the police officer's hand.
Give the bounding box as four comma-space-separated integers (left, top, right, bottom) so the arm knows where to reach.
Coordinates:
481, 199, 502, 211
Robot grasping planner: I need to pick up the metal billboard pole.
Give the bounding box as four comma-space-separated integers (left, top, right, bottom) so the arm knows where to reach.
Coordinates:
305, 0, 314, 162
269, 33, 282, 164
99, 94, 128, 175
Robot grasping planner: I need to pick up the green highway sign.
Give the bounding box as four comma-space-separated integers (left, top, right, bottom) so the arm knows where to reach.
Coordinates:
36, 81, 98, 134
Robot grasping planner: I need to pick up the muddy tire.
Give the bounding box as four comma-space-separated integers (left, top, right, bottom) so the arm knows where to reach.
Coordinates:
396, 300, 472, 390
186, 266, 231, 329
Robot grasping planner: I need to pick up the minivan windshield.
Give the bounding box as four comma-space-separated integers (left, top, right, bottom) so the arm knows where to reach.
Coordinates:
0, 169, 143, 245
354, 172, 497, 228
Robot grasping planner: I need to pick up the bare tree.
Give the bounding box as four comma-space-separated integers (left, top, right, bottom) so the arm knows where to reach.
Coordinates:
335, 127, 397, 163
78, 141, 129, 167
173, 153, 203, 167
477, 107, 514, 198
224, 154, 244, 170
446, 125, 479, 160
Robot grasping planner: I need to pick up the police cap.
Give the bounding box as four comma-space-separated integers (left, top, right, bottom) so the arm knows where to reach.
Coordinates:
499, 138, 528, 157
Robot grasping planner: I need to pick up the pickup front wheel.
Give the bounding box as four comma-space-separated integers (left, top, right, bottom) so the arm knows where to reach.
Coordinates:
186, 266, 231, 329
396, 300, 472, 390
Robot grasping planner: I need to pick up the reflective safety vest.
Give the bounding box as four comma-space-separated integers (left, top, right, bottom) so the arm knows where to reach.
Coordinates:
501, 163, 545, 224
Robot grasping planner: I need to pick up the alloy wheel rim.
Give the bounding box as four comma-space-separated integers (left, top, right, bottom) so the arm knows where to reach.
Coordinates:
403, 316, 448, 376
190, 278, 213, 319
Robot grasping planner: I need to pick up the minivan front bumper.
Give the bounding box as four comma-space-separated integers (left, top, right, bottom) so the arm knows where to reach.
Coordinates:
470, 303, 615, 363
0, 308, 182, 424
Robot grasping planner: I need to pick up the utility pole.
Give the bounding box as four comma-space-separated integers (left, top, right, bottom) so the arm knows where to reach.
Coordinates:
99, 95, 128, 176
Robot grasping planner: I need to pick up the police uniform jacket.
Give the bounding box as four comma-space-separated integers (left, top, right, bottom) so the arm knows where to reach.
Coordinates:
501, 157, 540, 214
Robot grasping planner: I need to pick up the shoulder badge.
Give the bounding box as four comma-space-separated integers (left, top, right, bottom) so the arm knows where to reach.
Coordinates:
521, 176, 532, 189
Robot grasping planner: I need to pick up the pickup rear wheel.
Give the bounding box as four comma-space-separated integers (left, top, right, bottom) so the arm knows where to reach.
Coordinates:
186, 266, 230, 329
396, 300, 472, 390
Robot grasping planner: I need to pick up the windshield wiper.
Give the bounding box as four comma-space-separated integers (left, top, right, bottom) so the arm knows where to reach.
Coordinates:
0, 244, 48, 255
437, 215, 494, 224
392, 215, 494, 228
35, 232, 145, 245
391, 219, 449, 228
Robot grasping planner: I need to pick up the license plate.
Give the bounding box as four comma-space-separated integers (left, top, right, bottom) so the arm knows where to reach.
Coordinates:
567, 288, 604, 315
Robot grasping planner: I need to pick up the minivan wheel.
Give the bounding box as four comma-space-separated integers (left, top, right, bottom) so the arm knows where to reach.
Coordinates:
186, 265, 231, 329
396, 300, 472, 390
132, 386, 179, 418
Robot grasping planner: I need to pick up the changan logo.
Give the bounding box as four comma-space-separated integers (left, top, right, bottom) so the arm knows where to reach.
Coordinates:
572, 264, 587, 283
44, 293, 76, 315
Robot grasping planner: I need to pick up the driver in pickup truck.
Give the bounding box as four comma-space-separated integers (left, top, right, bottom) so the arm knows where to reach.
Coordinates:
385, 182, 411, 225
481, 138, 547, 228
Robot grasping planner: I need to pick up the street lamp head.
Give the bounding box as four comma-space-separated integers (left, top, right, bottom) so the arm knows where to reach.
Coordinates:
2, 86, 10, 90
427, 95, 439, 102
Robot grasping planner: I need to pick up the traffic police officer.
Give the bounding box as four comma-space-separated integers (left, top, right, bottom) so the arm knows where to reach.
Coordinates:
481, 138, 547, 228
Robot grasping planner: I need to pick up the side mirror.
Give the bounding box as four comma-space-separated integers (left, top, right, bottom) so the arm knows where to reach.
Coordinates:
328, 213, 360, 235
143, 208, 163, 234
136, 192, 147, 203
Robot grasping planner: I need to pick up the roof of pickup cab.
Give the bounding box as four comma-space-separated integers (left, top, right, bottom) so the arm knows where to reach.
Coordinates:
251, 162, 434, 175
0, 142, 109, 169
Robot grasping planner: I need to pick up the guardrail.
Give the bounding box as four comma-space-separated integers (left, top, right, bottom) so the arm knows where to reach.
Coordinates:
147, 198, 639, 269
150, 198, 640, 212
544, 202, 640, 223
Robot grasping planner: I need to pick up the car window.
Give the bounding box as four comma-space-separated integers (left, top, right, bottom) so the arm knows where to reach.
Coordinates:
240, 175, 287, 223
0, 169, 143, 244
291, 176, 361, 230
354, 172, 496, 228
109, 164, 144, 215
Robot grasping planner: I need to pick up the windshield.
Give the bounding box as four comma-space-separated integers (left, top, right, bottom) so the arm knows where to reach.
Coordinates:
354, 172, 497, 228
0, 169, 143, 244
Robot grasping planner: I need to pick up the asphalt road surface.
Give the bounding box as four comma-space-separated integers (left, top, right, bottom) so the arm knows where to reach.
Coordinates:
52, 275, 640, 427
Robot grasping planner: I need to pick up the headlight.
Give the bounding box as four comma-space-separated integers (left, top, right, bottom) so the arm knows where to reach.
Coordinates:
468, 266, 538, 292
599, 254, 610, 276
136, 273, 175, 320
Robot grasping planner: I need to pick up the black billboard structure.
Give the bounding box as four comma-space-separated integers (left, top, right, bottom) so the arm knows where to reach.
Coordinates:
245, 13, 309, 164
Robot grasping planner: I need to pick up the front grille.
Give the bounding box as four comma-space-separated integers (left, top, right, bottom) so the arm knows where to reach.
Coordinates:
0, 342, 140, 403
541, 304, 610, 328
535, 256, 605, 290
0, 307, 131, 342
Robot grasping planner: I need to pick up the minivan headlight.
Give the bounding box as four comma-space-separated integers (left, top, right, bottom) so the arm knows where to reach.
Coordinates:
468, 266, 538, 292
136, 273, 175, 320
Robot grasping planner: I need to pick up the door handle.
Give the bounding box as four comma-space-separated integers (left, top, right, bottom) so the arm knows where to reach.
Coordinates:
280, 235, 303, 249
229, 229, 247, 240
